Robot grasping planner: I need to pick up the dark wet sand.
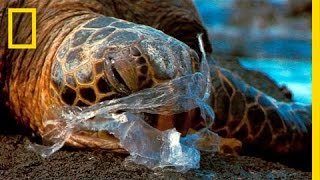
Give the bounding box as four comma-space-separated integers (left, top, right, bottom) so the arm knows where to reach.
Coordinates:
0, 132, 311, 179
0, 57, 311, 179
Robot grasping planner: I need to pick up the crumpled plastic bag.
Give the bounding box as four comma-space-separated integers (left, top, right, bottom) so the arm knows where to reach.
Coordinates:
28, 34, 221, 173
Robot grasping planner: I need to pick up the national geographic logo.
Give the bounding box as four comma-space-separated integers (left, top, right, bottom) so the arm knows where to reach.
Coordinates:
8, 8, 36, 49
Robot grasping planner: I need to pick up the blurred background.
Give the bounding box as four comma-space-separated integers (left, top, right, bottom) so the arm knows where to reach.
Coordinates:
193, 0, 311, 103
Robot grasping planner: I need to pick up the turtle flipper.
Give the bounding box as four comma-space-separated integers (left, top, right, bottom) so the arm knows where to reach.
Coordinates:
67, 131, 125, 152
209, 64, 311, 155
219, 138, 242, 156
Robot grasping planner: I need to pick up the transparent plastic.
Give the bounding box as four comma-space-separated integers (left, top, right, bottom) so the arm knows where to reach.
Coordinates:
29, 35, 220, 173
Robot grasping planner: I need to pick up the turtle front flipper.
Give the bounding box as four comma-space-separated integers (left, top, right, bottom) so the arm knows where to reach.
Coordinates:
209, 65, 311, 156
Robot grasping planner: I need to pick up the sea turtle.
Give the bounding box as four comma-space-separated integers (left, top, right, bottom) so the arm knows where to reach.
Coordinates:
0, 0, 311, 159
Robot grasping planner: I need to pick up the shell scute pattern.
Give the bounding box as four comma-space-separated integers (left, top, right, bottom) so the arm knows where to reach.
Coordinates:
97, 77, 111, 93
220, 68, 247, 93
222, 78, 234, 97
57, 39, 70, 60
229, 91, 246, 123
76, 63, 94, 84
214, 89, 230, 126
84, 17, 116, 28
135, 25, 169, 41
72, 29, 93, 47
233, 124, 249, 140
66, 74, 77, 88
247, 105, 265, 136
89, 27, 116, 43
105, 30, 140, 46
254, 124, 273, 146
94, 61, 105, 74
110, 21, 135, 29
65, 47, 85, 71
79, 87, 96, 103
51, 61, 64, 93
76, 100, 90, 106
245, 87, 258, 104
267, 109, 285, 132
257, 94, 274, 108
92, 44, 108, 59
61, 86, 77, 105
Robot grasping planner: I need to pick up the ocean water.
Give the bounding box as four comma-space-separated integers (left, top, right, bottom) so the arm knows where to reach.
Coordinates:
239, 58, 311, 104
194, 0, 311, 104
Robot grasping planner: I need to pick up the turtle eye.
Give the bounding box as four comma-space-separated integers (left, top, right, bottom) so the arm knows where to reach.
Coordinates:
110, 64, 130, 90
103, 51, 131, 94
130, 46, 141, 56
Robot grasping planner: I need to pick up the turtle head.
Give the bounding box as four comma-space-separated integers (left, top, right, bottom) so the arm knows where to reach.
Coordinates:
51, 16, 200, 107
50, 16, 204, 138
102, 36, 201, 95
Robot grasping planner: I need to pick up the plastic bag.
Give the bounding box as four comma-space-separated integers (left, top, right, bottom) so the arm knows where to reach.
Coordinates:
29, 34, 221, 173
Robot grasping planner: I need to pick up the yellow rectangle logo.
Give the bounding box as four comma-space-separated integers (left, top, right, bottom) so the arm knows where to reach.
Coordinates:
8, 8, 36, 49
